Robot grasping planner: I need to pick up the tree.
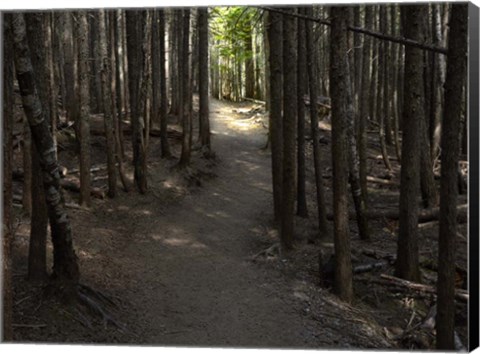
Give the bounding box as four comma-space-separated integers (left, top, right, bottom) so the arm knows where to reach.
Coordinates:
330, 6, 353, 303
179, 8, 192, 167
305, 7, 329, 238
12, 12, 80, 287
266, 9, 283, 225
198, 7, 211, 155
436, 4, 468, 349
126, 10, 148, 192
394, 5, 424, 282
281, 8, 297, 250
2, 13, 14, 341
25, 13, 50, 281
75, 11, 92, 206
158, 9, 172, 158
296, 7, 308, 218
99, 9, 117, 198
358, 5, 373, 204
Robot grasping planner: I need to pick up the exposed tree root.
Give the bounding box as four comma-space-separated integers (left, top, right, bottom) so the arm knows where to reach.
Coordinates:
76, 283, 125, 331
251, 243, 281, 261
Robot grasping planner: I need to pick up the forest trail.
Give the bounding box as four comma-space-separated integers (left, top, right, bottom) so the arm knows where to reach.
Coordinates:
99, 99, 322, 347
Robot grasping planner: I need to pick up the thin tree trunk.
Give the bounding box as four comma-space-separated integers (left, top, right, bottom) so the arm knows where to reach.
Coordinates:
395, 5, 424, 282
436, 4, 468, 350
13, 12, 80, 286
358, 5, 373, 202
198, 7, 211, 154
158, 9, 172, 158
306, 7, 329, 238
330, 6, 353, 303
179, 8, 192, 167
296, 8, 308, 218
267, 10, 283, 225
281, 8, 297, 250
75, 11, 92, 206
346, 59, 370, 241
114, 10, 126, 161
99, 10, 117, 198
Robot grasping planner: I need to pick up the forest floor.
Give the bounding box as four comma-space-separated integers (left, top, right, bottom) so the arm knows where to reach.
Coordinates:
11, 98, 468, 349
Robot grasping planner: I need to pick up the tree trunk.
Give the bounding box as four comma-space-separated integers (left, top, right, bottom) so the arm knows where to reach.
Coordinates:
346, 57, 370, 241
267, 10, 283, 225
99, 10, 117, 198
159, 9, 172, 158
306, 7, 330, 238
126, 10, 148, 193
281, 9, 297, 250
179, 8, 192, 167
61, 13, 77, 123
198, 7, 211, 154
12, 12, 80, 286
245, 17, 255, 99
151, 10, 161, 130
2, 14, 14, 341
25, 13, 51, 281
114, 10, 126, 161
22, 119, 32, 215
377, 7, 392, 172
296, 8, 308, 218
75, 11, 92, 206
395, 5, 423, 282
330, 6, 353, 303
358, 5, 373, 202
436, 4, 467, 350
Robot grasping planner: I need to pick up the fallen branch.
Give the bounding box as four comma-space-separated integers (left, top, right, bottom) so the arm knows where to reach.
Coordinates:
327, 204, 468, 223
380, 274, 469, 303
367, 176, 398, 186
257, 6, 448, 55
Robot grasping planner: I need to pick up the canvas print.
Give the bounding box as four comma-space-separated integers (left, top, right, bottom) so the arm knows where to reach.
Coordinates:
1, 2, 478, 351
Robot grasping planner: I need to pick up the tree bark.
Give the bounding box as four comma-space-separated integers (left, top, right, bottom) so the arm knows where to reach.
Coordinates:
2, 14, 14, 341
179, 8, 192, 167
158, 10, 172, 158
126, 10, 148, 192
25, 13, 51, 281
12, 12, 80, 286
358, 5, 373, 202
281, 8, 297, 250
306, 7, 330, 238
98, 10, 117, 198
330, 6, 353, 303
436, 4, 468, 350
198, 7, 211, 154
395, 5, 424, 282
75, 11, 92, 206
267, 10, 283, 225
296, 8, 308, 218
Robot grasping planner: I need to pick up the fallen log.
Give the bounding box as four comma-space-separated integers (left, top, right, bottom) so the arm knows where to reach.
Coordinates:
367, 176, 398, 186
380, 274, 469, 303
60, 178, 105, 199
12, 171, 105, 199
90, 123, 183, 140
327, 204, 468, 223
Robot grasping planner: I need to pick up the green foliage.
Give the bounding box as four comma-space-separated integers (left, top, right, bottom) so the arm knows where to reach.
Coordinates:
210, 6, 258, 62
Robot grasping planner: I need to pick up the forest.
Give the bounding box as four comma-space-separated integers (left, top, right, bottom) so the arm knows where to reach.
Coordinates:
1, 3, 472, 351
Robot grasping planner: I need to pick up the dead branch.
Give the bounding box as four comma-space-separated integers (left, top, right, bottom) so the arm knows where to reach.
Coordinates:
327, 204, 467, 224
257, 6, 448, 55
380, 274, 469, 303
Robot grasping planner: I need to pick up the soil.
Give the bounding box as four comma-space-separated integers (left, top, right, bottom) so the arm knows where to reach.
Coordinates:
10, 98, 468, 349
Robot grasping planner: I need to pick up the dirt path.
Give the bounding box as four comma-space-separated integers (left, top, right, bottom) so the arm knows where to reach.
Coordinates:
98, 99, 326, 347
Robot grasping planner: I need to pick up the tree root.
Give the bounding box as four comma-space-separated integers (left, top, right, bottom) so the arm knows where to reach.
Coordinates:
251, 243, 281, 261
76, 283, 126, 331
